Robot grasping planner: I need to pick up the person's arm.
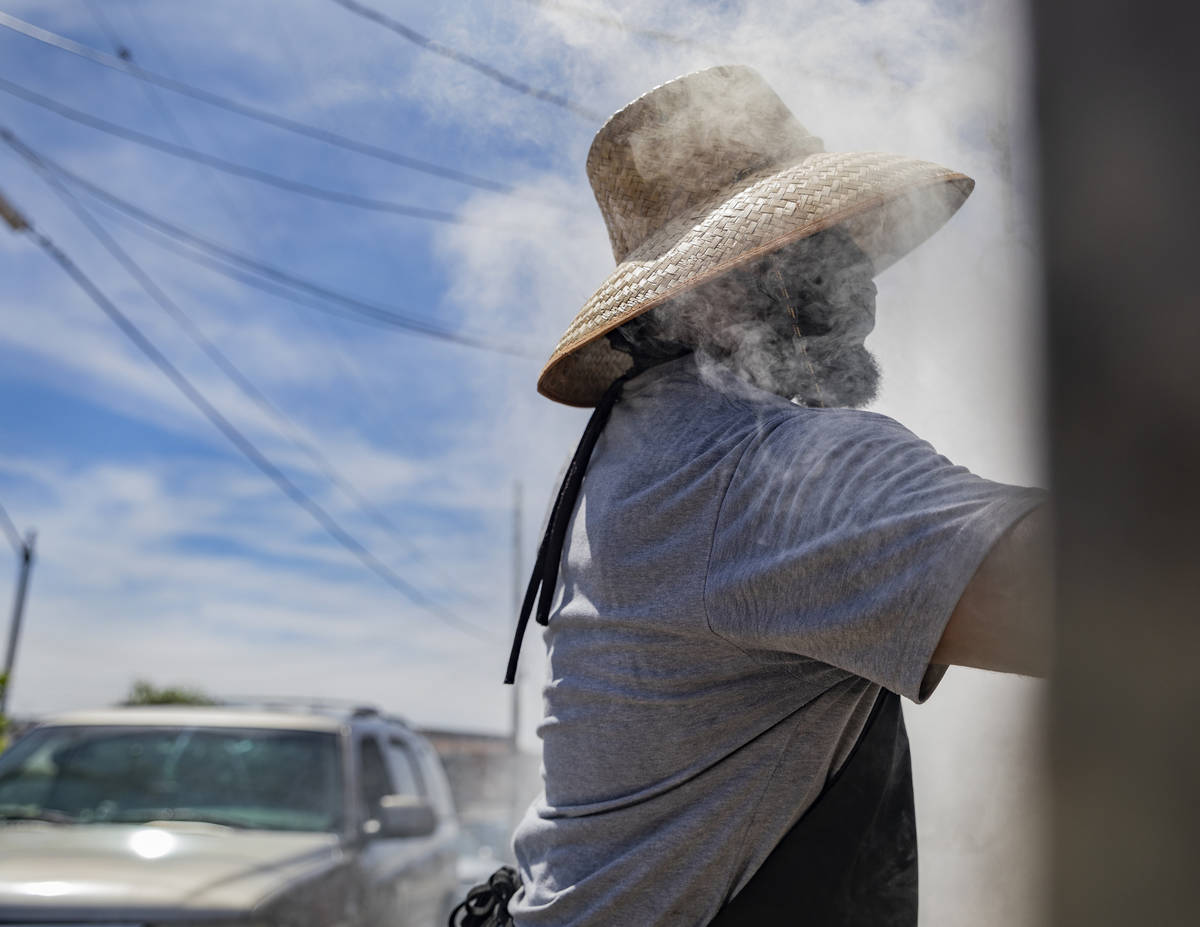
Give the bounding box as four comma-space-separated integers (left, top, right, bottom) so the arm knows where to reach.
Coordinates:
930, 505, 1054, 677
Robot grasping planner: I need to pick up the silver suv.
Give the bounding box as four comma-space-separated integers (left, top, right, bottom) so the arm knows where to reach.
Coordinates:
0, 703, 459, 926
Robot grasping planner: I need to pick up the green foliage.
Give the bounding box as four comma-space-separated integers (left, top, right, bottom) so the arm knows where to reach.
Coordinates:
122, 678, 219, 707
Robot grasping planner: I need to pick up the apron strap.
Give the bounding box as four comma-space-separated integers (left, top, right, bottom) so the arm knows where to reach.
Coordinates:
504, 372, 635, 684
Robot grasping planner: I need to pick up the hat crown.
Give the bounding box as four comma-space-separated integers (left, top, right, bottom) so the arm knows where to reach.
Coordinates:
586, 66, 824, 263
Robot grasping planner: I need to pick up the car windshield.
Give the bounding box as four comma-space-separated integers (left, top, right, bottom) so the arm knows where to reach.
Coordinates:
0, 725, 344, 833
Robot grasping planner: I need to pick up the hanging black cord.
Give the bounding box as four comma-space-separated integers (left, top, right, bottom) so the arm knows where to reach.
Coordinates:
504, 371, 635, 684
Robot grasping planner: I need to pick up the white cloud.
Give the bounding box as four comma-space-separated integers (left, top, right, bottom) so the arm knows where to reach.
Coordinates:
3, 450, 514, 730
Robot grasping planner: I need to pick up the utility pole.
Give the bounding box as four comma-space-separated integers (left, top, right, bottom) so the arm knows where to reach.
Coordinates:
507, 481, 525, 840
0, 504, 35, 717
0, 186, 29, 234
510, 481, 523, 754
0, 197, 36, 718
0, 193, 41, 719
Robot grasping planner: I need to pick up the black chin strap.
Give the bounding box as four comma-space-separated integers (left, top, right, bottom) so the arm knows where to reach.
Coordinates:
504, 372, 634, 684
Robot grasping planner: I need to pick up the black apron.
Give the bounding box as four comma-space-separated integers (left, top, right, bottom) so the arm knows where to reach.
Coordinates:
708, 688, 918, 926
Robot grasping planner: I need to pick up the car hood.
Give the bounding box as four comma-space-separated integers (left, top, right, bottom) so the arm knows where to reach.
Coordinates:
0, 822, 345, 918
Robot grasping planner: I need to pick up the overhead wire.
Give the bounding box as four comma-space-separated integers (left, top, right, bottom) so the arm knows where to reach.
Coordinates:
259, 6, 424, 430
80, 0, 132, 61
0, 6, 553, 631
327, 0, 604, 122
81, 0, 257, 233
5, 133, 483, 613
30, 236, 500, 605
0, 169, 495, 643
79, 0, 393, 437
515, 0, 882, 93
28, 195, 508, 611
0, 503, 23, 555
514, 0, 724, 55
0, 132, 533, 358
83, 3, 456, 438
0, 10, 515, 195
0, 76, 494, 225
5, 136, 530, 617
85, 210, 485, 343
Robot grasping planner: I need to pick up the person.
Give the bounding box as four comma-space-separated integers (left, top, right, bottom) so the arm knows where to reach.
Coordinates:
493, 66, 1050, 927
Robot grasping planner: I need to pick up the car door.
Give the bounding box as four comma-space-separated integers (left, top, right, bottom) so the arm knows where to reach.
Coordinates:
384, 734, 455, 922
354, 728, 440, 927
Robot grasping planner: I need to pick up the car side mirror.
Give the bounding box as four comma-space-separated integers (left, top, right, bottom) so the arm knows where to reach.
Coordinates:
367, 794, 437, 839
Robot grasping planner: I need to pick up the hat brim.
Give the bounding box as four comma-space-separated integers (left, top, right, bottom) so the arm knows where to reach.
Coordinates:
539, 150, 974, 407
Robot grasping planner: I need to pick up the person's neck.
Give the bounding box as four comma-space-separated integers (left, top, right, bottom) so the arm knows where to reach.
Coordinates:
707, 338, 879, 409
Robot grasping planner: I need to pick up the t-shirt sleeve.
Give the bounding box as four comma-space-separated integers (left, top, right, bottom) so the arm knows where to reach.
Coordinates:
703, 411, 1046, 703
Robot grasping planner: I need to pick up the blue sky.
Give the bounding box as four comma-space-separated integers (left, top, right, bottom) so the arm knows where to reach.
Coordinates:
1, 2, 1046, 919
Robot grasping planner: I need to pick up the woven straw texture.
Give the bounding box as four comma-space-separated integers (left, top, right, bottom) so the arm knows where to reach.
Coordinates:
539, 67, 973, 407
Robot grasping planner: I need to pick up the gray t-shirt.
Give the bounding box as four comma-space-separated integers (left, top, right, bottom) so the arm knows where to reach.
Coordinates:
511, 356, 1044, 926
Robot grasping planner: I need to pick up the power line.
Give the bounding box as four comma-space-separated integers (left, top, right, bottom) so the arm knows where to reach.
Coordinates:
91, 209, 485, 342
0, 10, 515, 195
0, 76, 491, 225
516, 0, 883, 94
94, 190, 531, 355
0, 183, 494, 643
5, 132, 517, 611
9, 140, 481, 610
328, 0, 604, 122
82, 0, 256, 233
0, 132, 534, 358
81, 0, 131, 61
0, 504, 22, 556
215, 12, 407, 438
113, 230, 496, 612
515, 0, 723, 55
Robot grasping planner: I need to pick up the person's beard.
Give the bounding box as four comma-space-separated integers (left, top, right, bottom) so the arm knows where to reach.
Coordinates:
794, 339, 881, 408
717, 319, 881, 408
622, 227, 883, 407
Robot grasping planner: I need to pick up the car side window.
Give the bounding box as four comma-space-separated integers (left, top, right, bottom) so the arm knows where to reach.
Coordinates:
385, 738, 426, 798
358, 736, 393, 818
386, 734, 429, 802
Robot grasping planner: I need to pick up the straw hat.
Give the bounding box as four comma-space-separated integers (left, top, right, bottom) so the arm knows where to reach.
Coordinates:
539, 65, 975, 407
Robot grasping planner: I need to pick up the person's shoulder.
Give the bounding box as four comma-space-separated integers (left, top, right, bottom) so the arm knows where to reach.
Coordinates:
740, 407, 948, 486
627, 355, 789, 419
630, 360, 924, 448
773, 405, 921, 445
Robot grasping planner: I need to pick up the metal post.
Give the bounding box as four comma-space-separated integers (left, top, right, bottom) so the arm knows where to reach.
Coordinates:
510, 481, 523, 753
507, 482, 525, 840
1, 531, 36, 716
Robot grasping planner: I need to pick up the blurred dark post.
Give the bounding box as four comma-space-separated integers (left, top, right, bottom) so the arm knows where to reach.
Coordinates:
1032, 2, 1200, 924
